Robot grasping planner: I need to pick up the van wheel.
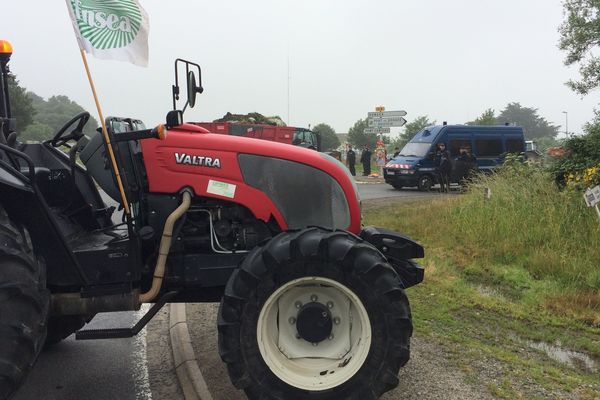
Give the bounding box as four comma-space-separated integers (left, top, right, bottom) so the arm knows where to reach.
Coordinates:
417, 175, 433, 191
392, 184, 403, 190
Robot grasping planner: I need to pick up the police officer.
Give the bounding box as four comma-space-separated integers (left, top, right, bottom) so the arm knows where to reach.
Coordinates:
434, 143, 452, 193
360, 145, 372, 176
346, 145, 356, 176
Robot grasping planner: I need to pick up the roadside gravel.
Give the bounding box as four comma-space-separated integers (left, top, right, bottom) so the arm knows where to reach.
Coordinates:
186, 302, 495, 400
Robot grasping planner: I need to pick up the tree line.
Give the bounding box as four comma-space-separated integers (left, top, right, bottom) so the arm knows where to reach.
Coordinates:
7, 74, 98, 141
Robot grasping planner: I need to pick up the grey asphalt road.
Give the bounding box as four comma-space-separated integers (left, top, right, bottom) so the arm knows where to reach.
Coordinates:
14, 306, 183, 400
357, 181, 457, 201
357, 182, 437, 200
14, 311, 149, 400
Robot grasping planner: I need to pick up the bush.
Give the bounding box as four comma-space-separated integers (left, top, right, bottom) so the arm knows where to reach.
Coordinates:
550, 118, 600, 189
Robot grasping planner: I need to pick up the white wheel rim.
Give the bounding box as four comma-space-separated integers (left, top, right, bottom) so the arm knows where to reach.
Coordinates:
257, 276, 372, 391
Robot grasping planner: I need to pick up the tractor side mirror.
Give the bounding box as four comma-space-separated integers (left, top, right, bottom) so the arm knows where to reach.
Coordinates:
186, 71, 203, 109
172, 59, 203, 112
166, 110, 183, 128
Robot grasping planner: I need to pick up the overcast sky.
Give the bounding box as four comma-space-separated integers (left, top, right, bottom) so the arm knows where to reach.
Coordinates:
4, 0, 599, 136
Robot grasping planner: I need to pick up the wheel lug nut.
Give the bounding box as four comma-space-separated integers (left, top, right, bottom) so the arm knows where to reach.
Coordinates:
295, 333, 301, 339
312, 342, 318, 347
295, 301, 302, 309
327, 301, 334, 309
289, 317, 296, 325
333, 317, 341, 325
310, 294, 318, 302
328, 334, 334, 340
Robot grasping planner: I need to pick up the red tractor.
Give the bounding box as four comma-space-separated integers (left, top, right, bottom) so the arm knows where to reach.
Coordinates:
0, 46, 424, 400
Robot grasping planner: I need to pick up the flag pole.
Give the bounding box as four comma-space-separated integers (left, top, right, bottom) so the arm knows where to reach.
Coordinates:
79, 49, 131, 216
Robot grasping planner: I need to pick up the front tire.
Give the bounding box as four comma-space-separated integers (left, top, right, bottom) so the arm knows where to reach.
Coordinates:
218, 228, 413, 400
0, 215, 49, 399
417, 174, 433, 191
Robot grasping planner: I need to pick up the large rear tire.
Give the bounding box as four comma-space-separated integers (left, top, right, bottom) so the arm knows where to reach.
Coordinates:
218, 227, 413, 400
0, 213, 49, 399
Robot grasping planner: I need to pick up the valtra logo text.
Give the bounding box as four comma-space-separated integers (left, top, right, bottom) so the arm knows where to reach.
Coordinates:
175, 153, 222, 168
70, 0, 142, 50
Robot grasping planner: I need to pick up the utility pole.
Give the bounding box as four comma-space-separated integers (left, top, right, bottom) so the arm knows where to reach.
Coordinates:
562, 111, 569, 138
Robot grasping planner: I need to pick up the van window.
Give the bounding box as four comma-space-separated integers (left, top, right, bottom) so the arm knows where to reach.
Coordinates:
475, 139, 503, 157
399, 142, 431, 157
449, 139, 471, 157
506, 139, 524, 154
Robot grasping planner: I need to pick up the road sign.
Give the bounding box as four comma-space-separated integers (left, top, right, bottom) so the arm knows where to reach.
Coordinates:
369, 115, 406, 122
368, 110, 407, 118
584, 185, 600, 207
368, 117, 407, 127
364, 127, 390, 134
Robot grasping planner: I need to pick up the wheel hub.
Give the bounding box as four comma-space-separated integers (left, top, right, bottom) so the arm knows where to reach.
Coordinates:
296, 302, 333, 343
258, 277, 373, 391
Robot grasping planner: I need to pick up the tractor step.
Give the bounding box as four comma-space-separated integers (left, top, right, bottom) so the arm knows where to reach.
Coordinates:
76, 328, 135, 340
75, 291, 178, 340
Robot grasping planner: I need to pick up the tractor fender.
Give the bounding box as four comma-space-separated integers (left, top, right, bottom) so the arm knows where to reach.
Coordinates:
360, 226, 425, 288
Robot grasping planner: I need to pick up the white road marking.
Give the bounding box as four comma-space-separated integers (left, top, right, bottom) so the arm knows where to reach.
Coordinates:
133, 304, 153, 400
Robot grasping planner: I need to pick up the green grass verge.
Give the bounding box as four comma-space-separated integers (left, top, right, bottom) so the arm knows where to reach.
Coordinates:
364, 168, 600, 399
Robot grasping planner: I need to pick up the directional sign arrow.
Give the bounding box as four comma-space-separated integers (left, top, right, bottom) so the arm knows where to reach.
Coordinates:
368, 110, 407, 118
368, 117, 407, 127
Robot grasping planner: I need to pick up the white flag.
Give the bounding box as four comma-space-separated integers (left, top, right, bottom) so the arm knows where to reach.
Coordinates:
65, 0, 149, 67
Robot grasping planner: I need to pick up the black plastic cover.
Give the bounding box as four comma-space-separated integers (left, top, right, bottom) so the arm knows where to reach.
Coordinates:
238, 154, 350, 229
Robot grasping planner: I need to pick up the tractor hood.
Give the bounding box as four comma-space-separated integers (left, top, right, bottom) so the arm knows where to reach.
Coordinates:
140, 125, 362, 233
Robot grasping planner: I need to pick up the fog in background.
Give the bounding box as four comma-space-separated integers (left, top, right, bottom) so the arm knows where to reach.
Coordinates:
4, 0, 599, 136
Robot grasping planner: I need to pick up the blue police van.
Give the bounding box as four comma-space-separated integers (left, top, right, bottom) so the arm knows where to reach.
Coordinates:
384, 124, 525, 191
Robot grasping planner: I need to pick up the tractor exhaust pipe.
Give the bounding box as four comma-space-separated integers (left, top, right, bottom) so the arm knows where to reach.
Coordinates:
139, 189, 193, 303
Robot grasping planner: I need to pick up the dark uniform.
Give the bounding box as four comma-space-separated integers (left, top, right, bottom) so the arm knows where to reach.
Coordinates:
434, 143, 452, 193
346, 147, 356, 176
456, 148, 477, 188
360, 146, 372, 176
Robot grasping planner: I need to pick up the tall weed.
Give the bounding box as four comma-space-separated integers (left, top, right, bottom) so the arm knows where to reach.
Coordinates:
447, 167, 600, 289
